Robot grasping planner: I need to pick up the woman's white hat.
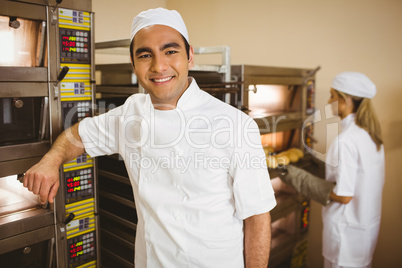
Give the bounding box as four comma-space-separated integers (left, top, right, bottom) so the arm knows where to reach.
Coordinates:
331, 72, 376, 99
130, 8, 189, 43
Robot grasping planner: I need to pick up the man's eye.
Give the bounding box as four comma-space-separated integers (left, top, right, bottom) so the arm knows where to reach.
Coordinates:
166, 50, 178, 55
138, 54, 151, 58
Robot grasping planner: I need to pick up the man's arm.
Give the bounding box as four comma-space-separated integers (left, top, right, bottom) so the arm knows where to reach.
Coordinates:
329, 192, 352, 204
244, 211, 271, 268
23, 123, 85, 204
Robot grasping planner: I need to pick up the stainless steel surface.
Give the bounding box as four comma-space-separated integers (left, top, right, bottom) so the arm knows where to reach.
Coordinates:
57, 0, 92, 12
254, 112, 302, 135
0, 141, 50, 162
0, 82, 48, 97
13, 98, 24, 108
96, 85, 141, 96
0, 157, 42, 178
231, 64, 316, 112
0, 67, 47, 82
0, 224, 54, 254
96, 63, 137, 85
40, 97, 49, 140
38, 21, 47, 66
0, 1, 46, 21
0, 14, 46, 67
0, 208, 54, 241
91, 12, 96, 88
0, 174, 54, 257
1, 1, 95, 267
2, 0, 92, 11
193, 46, 231, 83
48, 237, 55, 268
0, 175, 40, 217
95, 39, 130, 50
22, 247, 31, 254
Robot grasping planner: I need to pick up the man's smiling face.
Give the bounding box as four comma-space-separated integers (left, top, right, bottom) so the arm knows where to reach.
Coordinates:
132, 24, 194, 110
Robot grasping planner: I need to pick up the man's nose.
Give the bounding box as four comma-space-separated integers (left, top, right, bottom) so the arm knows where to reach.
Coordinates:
151, 54, 168, 73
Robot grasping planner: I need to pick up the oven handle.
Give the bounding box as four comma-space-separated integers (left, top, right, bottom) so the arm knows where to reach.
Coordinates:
37, 21, 46, 67
53, 66, 69, 100
39, 96, 49, 140
48, 237, 55, 268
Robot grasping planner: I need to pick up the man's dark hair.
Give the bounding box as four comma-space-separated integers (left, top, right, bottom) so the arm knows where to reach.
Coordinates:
130, 34, 190, 67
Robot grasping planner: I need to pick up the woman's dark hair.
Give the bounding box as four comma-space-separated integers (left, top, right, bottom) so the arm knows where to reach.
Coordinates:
130, 34, 190, 66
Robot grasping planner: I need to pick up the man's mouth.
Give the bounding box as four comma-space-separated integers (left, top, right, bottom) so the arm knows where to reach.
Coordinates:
152, 76, 173, 83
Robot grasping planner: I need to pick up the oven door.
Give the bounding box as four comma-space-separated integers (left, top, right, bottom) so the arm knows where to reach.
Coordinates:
0, 1, 51, 178
0, 86, 50, 177
0, 225, 54, 268
0, 174, 55, 268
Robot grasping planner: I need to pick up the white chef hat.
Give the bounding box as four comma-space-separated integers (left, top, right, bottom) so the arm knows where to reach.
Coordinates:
130, 8, 189, 43
331, 72, 377, 99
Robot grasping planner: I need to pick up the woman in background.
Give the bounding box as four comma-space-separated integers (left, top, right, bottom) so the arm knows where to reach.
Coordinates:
279, 72, 385, 268
323, 72, 385, 268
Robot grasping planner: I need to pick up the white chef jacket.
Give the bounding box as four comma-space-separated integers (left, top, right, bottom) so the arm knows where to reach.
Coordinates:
323, 113, 385, 267
79, 78, 276, 267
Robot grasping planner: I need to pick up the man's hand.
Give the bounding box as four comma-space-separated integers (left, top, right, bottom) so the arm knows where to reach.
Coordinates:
23, 155, 61, 204
22, 123, 85, 204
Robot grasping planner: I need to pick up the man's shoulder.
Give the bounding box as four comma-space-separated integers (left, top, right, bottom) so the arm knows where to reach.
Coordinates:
198, 89, 250, 117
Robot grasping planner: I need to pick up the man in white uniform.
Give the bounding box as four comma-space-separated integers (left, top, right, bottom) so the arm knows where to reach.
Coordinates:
23, 8, 276, 267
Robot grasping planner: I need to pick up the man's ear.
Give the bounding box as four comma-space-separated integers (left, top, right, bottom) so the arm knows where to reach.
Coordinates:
188, 45, 194, 70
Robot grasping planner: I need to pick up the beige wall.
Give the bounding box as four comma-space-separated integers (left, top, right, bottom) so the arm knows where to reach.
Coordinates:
93, 0, 402, 267
94, 0, 166, 42
94, 0, 167, 64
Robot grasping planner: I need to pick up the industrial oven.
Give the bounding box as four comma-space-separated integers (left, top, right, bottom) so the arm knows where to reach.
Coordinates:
230, 64, 319, 268
0, 0, 99, 267
94, 41, 319, 268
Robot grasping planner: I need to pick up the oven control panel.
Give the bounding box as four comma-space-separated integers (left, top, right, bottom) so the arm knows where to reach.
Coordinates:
64, 167, 93, 204
61, 100, 91, 129
67, 231, 96, 267
59, 9, 91, 64
58, 7, 97, 268
60, 28, 90, 63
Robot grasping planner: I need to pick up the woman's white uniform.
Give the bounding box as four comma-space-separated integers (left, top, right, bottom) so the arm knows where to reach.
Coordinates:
323, 113, 385, 267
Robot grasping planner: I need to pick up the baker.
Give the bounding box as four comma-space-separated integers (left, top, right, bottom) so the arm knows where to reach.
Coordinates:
279, 72, 385, 268
23, 8, 276, 267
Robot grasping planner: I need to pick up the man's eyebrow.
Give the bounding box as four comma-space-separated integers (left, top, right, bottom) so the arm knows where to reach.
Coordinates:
135, 42, 182, 56
135, 47, 152, 56
161, 42, 181, 51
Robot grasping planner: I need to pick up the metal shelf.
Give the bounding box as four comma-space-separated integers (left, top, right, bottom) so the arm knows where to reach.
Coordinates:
99, 209, 136, 231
